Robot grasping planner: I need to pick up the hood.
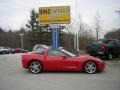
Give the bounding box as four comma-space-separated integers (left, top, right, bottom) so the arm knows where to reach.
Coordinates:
75, 54, 103, 62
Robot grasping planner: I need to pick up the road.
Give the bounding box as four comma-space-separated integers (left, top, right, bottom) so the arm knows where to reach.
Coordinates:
0, 54, 120, 90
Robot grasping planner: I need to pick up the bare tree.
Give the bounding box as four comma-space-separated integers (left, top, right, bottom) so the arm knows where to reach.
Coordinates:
63, 14, 95, 50
63, 23, 74, 49
94, 13, 102, 40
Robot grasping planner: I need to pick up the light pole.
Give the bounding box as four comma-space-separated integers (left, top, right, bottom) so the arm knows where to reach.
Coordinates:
115, 9, 120, 26
75, 0, 79, 52
115, 9, 120, 39
19, 34, 24, 49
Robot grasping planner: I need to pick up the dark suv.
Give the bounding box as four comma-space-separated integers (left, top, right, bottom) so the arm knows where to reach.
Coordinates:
86, 39, 120, 60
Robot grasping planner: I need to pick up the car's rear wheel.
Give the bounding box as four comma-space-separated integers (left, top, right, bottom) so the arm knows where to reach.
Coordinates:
84, 61, 97, 74
29, 60, 42, 74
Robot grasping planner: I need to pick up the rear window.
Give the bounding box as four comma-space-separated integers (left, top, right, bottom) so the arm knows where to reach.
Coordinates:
93, 40, 113, 44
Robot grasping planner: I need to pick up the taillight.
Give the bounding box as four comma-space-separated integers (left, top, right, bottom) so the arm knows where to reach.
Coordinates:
100, 45, 108, 51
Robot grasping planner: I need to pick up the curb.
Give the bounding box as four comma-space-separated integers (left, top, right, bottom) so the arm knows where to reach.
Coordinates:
105, 61, 120, 64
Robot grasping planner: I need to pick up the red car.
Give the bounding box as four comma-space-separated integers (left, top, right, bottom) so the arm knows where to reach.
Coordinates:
22, 47, 105, 74
15, 48, 26, 53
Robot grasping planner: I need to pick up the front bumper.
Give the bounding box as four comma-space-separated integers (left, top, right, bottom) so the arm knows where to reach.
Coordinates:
98, 61, 106, 72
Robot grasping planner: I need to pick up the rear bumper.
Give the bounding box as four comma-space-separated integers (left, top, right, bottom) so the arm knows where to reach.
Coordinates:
22, 59, 29, 69
86, 50, 108, 57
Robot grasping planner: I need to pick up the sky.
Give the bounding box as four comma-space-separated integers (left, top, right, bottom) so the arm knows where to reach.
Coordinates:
0, 0, 120, 32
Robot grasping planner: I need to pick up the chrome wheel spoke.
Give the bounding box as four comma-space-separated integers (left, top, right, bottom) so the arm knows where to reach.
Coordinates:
29, 61, 41, 74
85, 61, 97, 74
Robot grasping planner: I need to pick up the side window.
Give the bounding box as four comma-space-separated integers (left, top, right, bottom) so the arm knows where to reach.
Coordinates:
48, 50, 66, 56
118, 41, 120, 46
107, 40, 117, 46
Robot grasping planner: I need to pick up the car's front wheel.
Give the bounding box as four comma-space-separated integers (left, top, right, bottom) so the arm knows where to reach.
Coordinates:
84, 61, 97, 74
29, 60, 42, 74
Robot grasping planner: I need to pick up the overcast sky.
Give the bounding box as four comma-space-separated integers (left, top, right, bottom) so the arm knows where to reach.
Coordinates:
0, 0, 120, 31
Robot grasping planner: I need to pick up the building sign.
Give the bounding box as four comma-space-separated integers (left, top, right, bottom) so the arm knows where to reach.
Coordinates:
39, 6, 71, 24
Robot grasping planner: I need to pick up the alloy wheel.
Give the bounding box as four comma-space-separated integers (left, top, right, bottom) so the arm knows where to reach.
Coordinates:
108, 53, 113, 60
84, 61, 97, 74
29, 61, 42, 74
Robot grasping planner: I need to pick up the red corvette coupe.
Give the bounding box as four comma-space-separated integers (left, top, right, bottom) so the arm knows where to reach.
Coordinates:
22, 47, 105, 74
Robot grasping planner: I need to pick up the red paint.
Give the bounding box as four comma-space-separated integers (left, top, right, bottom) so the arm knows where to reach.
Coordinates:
22, 49, 105, 72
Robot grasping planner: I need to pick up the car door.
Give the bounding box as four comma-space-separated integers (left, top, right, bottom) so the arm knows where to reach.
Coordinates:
112, 40, 120, 55
60, 56, 79, 71
45, 50, 78, 71
107, 40, 119, 55
115, 40, 120, 54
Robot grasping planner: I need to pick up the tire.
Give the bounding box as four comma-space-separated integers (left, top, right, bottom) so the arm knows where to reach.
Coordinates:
9, 51, 12, 54
107, 53, 113, 60
84, 61, 97, 74
2, 51, 6, 54
29, 60, 42, 74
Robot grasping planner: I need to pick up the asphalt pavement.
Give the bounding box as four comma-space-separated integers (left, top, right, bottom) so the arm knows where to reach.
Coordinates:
0, 54, 120, 90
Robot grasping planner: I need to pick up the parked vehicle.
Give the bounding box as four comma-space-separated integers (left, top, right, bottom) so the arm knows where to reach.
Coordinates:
22, 46, 105, 74
0, 47, 26, 54
15, 48, 26, 53
9, 48, 15, 54
86, 39, 120, 60
0, 48, 15, 54
0, 49, 9, 54
32, 44, 49, 51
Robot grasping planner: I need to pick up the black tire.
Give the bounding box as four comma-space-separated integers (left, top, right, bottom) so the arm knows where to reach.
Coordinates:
2, 51, 6, 54
106, 53, 113, 60
29, 60, 42, 74
8, 51, 12, 54
84, 61, 97, 74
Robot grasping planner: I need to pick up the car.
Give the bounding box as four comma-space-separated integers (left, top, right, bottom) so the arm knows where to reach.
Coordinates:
32, 44, 49, 51
8, 48, 15, 54
0, 48, 9, 54
86, 39, 120, 60
22, 46, 105, 74
0, 47, 15, 54
15, 48, 26, 53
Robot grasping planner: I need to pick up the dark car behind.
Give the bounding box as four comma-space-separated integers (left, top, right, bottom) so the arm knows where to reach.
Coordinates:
86, 39, 120, 60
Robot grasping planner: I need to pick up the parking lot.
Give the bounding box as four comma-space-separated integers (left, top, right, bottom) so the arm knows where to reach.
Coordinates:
0, 54, 120, 90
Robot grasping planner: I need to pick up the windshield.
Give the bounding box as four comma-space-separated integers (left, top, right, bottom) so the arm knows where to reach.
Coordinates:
60, 49, 76, 57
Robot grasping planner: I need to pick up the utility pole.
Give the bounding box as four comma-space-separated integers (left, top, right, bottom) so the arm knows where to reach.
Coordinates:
115, 9, 120, 39
75, 0, 79, 52
19, 34, 24, 49
115, 9, 120, 16
115, 9, 120, 25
